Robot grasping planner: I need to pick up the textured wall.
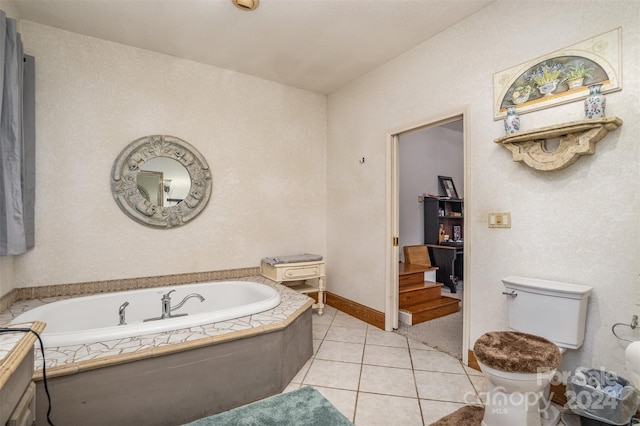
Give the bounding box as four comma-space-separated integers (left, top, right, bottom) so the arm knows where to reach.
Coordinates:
0, 257, 13, 297
12, 22, 326, 287
327, 1, 640, 375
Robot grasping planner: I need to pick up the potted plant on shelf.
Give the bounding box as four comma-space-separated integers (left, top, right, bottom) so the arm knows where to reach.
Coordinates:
526, 61, 565, 97
563, 62, 593, 90
510, 85, 532, 104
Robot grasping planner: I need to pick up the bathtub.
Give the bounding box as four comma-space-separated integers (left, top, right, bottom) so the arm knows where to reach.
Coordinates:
13, 280, 281, 347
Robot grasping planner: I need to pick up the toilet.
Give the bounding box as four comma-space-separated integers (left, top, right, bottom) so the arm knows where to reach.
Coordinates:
474, 276, 592, 426
625, 340, 640, 390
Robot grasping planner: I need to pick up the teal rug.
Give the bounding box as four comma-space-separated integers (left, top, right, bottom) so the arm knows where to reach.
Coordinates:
184, 386, 354, 426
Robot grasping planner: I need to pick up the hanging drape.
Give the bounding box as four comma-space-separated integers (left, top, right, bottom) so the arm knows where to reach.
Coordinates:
0, 11, 35, 255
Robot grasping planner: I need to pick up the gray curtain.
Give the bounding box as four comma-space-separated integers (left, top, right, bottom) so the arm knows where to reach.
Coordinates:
0, 11, 35, 255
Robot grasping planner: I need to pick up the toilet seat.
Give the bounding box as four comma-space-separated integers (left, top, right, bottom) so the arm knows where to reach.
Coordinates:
474, 331, 561, 373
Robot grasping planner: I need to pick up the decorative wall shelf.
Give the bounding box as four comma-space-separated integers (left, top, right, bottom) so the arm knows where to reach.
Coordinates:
494, 116, 623, 171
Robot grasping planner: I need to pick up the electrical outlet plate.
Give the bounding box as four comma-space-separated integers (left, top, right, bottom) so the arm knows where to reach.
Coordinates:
488, 212, 511, 228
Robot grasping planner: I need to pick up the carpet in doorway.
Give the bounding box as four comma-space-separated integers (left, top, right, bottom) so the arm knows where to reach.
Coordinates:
396, 309, 463, 359
428, 405, 484, 426
183, 386, 354, 426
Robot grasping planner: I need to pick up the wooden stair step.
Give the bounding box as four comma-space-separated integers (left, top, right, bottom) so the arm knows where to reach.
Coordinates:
399, 263, 438, 287
399, 282, 443, 307
399, 282, 442, 293
401, 296, 460, 325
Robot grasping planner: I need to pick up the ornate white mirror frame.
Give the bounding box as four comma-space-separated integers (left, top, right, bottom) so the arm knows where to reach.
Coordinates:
111, 135, 212, 228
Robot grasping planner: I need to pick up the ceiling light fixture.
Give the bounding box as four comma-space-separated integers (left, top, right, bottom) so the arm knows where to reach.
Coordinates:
232, 0, 259, 11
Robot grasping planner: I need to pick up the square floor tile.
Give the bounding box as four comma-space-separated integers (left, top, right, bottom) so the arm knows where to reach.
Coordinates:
313, 386, 357, 422
313, 338, 322, 355
407, 338, 438, 351
312, 310, 336, 326
320, 305, 339, 316
331, 313, 368, 329
410, 347, 465, 374
313, 323, 329, 340
316, 340, 364, 364
282, 382, 301, 393
325, 325, 367, 344
302, 359, 361, 391
363, 344, 412, 369
414, 370, 479, 404
359, 364, 417, 398
420, 399, 468, 424
469, 374, 488, 403
464, 364, 484, 376
355, 392, 423, 426
366, 327, 408, 348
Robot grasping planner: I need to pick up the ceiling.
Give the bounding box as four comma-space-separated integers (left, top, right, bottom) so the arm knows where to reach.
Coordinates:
10, 0, 492, 94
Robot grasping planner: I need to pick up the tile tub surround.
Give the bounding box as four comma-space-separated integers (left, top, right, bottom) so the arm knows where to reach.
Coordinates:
0, 322, 43, 364
34, 308, 313, 425
0, 266, 262, 313
0, 277, 315, 425
0, 276, 310, 374
0, 321, 45, 382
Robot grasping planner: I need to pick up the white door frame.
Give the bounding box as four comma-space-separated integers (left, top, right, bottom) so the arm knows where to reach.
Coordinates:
384, 106, 471, 365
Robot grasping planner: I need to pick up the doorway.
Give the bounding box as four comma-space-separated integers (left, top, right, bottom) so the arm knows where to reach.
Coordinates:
385, 108, 470, 364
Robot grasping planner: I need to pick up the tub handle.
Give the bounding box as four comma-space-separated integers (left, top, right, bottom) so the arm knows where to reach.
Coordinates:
118, 301, 130, 326
502, 290, 517, 298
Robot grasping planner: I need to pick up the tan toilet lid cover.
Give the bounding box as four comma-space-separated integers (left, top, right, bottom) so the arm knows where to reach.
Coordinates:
473, 331, 561, 373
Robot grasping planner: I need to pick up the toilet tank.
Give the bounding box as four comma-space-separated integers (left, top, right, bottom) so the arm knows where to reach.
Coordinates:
502, 276, 592, 349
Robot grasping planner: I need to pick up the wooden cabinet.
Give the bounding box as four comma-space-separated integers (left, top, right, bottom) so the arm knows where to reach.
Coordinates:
423, 197, 463, 245
423, 198, 463, 292
7, 382, 36, 426
0, 322, 45, 426
261, 260, 325, 315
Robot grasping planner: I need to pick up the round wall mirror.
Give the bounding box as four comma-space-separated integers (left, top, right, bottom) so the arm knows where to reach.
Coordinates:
111, 135, 212, 228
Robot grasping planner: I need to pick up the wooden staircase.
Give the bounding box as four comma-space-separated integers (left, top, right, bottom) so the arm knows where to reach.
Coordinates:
399, 245, 460, 325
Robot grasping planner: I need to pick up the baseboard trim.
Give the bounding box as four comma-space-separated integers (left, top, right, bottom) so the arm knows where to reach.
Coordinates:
467, 349, 567, 406
550, 382, 568, 407
467, 349, 481, 371
325, 292, 385, 330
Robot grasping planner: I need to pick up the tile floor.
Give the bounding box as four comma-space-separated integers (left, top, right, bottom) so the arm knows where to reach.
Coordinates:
284, 305, 487, 425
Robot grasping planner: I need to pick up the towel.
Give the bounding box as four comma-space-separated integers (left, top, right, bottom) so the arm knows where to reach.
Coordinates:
261, 253, 323, 266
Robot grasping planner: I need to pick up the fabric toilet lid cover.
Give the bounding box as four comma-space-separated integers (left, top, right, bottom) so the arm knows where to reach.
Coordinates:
473, 331, 561, 373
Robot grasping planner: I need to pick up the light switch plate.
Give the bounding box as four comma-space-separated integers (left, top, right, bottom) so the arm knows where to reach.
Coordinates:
488, 212, 511, 228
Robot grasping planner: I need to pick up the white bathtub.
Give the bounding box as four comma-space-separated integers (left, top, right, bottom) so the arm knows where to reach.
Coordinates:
13, 281, 281, 347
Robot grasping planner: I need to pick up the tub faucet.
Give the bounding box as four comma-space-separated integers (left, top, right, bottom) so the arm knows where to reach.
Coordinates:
170, 293, 206, 314
145, 290, 205, 322
160, 290, 177, 319
118, 301, 129, 326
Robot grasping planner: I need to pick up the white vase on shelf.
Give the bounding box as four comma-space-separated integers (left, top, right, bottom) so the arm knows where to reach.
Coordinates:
584, 83, 606, 119
503, 106, 520, 135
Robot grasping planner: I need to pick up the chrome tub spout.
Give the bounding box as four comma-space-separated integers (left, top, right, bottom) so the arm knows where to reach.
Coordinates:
171, 293, 206, 313
118, 301, 129, 325
144, 290, 205, 322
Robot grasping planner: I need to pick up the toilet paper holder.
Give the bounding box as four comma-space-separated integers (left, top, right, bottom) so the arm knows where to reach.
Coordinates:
612, 315, 638, 343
